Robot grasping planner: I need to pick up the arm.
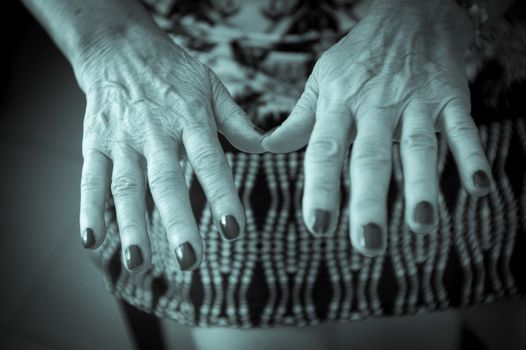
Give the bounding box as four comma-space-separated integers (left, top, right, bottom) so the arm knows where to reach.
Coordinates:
355, 0, 517, 29
20, 0, 165, 89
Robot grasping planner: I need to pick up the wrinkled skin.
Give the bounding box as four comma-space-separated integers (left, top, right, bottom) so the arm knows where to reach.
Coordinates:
261, 0, 495, 256
78, 25, 264, 271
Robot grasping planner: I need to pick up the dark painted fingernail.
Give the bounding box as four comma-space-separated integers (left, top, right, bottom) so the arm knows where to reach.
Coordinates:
473, 170, 491, 189
125, 245, 144, 270
414, 201, 434, 225
220, 215, 240, 240
361, 223, 383, 251
81, 228, 95, 249
312, 209, 331, 235
175, 242, 196, 271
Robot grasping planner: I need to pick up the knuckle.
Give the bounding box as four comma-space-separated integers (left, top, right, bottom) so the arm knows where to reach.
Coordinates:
447, 118, 477, 139
79, 197, 102, 216
405, 175, 434, 189
192, 147, 223, 175
203, 177, 233, 204
184, 121, 215, 140
164, 217, 193, 237
149, 164, 181, 192
82, 135, 109, 156
182, 96, 210, 116
402, 130, 437, 152
118, 223, 141, 239
294, 97, 313, 115
306, 179, 338, 196
208, 188, 232, 205
321, 80, 349, 104
210, 73, 228, 98
352, 154, 389, 171
464, 148, 488, 162
185, 97, 205, 110
305, 70, 319, 91
306, 139, 344, 164
111, 174, 141, 197
353, 196, 382, 212
81, 172, 107, 192
352, 141, 391, 170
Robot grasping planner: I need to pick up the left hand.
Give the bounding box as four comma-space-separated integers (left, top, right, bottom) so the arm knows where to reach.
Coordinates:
260, 0, 495, 256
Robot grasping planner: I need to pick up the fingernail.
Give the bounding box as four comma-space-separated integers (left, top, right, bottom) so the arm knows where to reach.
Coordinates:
473, 170, 491, 189
312, 209, 331, 235
360, 223, 383, 251
81, 228, 95, 249
220, 215, 240, 240
414, 201, 434, 225
125, 245, 144, 270
175, 242, 196, 271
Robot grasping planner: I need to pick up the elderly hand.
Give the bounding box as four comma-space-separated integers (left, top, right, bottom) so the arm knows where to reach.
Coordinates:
261, 0, 495, 256
78, 24, 264, 271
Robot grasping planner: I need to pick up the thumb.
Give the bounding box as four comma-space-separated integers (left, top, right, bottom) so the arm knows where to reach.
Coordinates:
260, 74, 318, 153
209, 69, 265, 154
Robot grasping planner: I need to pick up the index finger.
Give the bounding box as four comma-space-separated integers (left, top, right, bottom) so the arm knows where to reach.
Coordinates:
182, 121, 246, 241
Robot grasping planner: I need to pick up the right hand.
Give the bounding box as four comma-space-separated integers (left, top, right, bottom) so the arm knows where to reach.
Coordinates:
77, 25, 264, 272
260, 0, 494, 257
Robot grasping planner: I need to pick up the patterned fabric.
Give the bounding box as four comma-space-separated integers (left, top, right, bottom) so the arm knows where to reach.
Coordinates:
93, 0, 526, 327
97, 118, 526, 327
141, 0, 366, 127
139, 0, 526, 114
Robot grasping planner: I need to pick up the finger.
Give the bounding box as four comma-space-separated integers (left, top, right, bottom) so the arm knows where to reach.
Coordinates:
260, 74, 318, 153
80, 148, 111, 249
303, 92, 353, 237
182, 121, 246, 242
110, 145, 151, 272
349, 110, 395, 257
439, 100, 495, 197
144, 136, 203, 271
209, 69, 265, 154
399, 103, 439, 235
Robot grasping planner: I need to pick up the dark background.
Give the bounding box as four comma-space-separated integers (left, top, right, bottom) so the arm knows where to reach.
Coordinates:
0, 0, 134, 348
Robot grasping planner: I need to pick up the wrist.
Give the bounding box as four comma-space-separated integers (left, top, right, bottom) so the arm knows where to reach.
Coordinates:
71, 20, 171, 92
367, 0, 476, 49
70, 22, 133, 91
61, 2, 168, 89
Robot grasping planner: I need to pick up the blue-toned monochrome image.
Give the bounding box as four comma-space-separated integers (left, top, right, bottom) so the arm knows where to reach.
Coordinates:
2, 0, 526, 349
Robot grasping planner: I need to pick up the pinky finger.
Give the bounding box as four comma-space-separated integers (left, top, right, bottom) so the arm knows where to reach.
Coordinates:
440, 100, 495, 197
80, 149, 112, 249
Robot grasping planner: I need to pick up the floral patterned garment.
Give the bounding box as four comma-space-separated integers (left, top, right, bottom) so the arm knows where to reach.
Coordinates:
92, 0, 526, 328
141, 0, 526, 121
141, 0, 372, 127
